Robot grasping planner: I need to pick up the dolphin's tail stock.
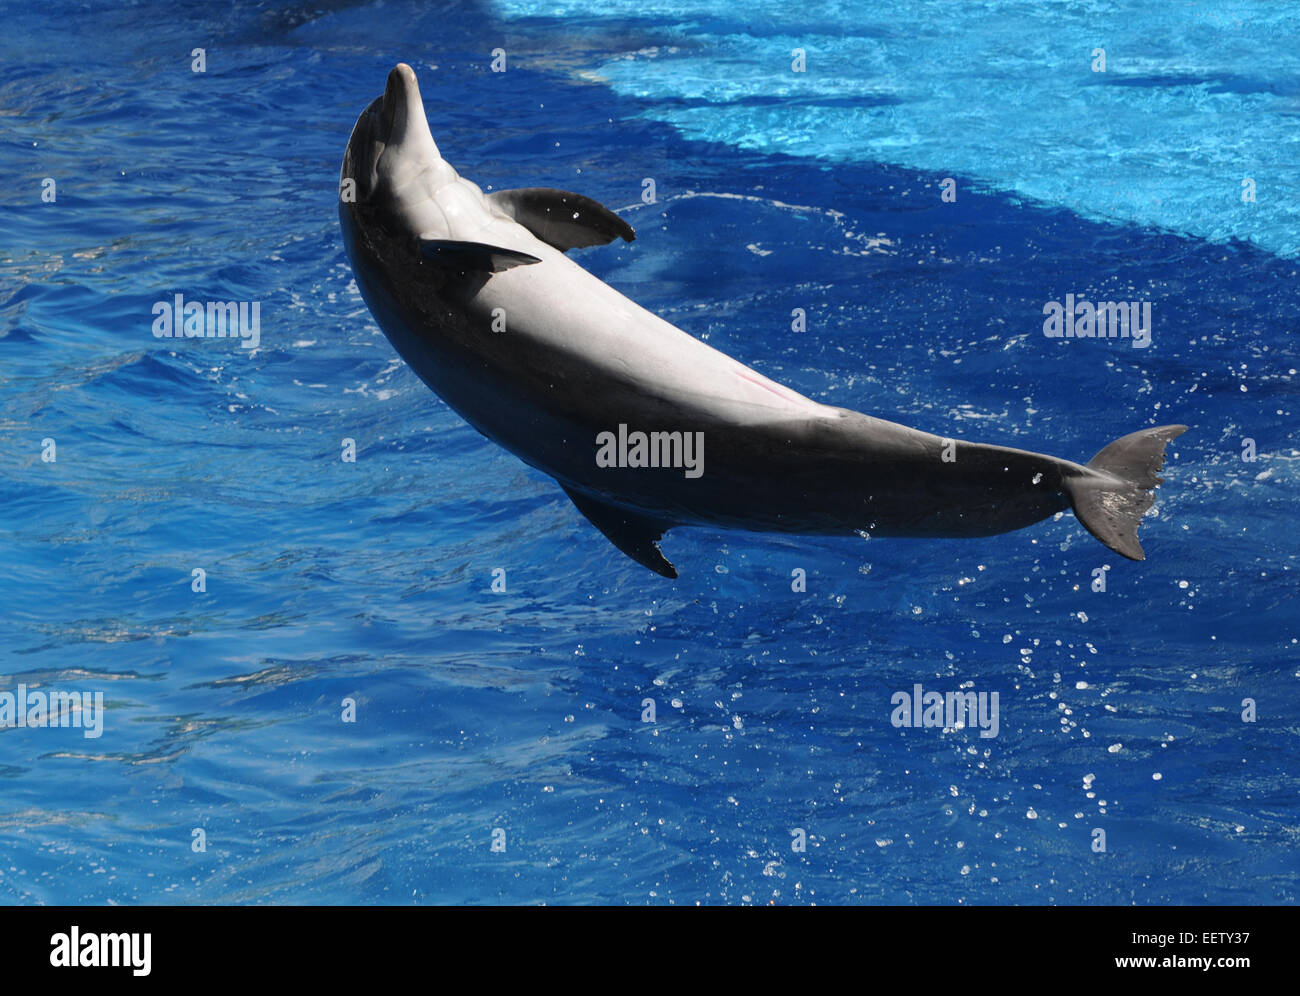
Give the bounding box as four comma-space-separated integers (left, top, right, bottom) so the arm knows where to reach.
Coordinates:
1063, 425, 1188, 561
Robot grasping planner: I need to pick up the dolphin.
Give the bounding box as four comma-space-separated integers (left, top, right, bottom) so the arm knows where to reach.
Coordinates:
339, 64, 1186, 579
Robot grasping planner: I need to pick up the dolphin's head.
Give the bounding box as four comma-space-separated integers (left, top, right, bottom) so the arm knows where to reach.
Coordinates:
342, 63, 458, 225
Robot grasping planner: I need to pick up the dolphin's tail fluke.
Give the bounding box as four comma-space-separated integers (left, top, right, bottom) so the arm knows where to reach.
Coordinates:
1064, 425, 1188, 561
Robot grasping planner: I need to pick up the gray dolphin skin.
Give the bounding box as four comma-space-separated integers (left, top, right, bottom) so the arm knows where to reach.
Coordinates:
339, 63, 1187, 579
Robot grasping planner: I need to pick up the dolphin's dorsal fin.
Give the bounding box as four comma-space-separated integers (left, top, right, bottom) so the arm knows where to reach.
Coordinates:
562, 485, 677, 579
418, 239, 541, 272
488, 188, 635, 252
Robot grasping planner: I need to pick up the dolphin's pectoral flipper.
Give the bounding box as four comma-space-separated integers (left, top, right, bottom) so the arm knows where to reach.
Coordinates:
418, 238, 541, 273
561, 485, 677, 579
1065, 424, 1188, 561
488, 188, 635, 251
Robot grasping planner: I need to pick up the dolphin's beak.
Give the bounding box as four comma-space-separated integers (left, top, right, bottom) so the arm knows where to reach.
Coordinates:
378, 62, 438, 158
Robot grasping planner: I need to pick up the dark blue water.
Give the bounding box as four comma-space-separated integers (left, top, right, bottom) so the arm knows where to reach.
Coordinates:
1, 0, 1295, 904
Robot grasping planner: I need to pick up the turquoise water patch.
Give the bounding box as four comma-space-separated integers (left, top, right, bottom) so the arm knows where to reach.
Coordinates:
495, 0, 1300, 256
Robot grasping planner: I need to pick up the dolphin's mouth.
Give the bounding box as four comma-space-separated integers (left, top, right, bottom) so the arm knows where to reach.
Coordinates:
344, 63, 443, 206
379, 66, 404, 145
352, 63, 419, 164
379, 63, 422, 147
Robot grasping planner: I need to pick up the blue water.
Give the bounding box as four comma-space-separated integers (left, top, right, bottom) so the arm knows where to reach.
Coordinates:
1, 0, 1295, 905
